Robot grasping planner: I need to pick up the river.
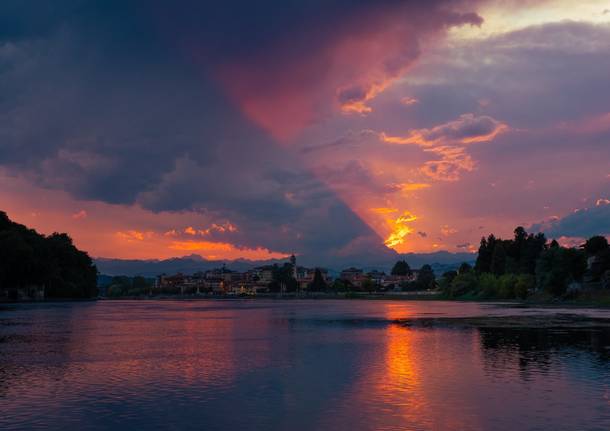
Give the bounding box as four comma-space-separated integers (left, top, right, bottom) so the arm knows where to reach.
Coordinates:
1, 300, 609, 430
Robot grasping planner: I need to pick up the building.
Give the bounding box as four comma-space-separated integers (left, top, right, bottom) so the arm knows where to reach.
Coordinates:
340, 267, 363, 281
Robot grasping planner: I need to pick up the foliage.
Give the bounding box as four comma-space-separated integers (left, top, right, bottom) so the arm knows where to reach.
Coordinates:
331, 279, 350, 292
391, 260, 412, 276
361, 278, 376, 293
514, 274, 535, 299
583, 236, 609, 256
536, 247, 586, 296
452, 226, 601, 300
0, 211, 97, 299
476, 227, 546, 276
446, 272, 478, 298
308, 268, 327, 291
458, 262, 472, 274
105, 275, 153, 297
490, 243, 506, 275
269, 263, 298, 292
416, 264, 435, 290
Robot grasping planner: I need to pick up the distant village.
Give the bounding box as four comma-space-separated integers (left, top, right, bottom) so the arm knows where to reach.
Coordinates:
99, 255, 424, 297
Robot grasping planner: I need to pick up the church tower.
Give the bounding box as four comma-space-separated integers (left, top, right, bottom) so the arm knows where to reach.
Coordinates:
290, 254, 297, 279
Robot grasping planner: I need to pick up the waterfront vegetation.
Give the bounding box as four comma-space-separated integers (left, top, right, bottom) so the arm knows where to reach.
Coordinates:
438, 227, 610, 302
0, 211, 97, 299
82, 227, 610, 306
2, 209, 609, 305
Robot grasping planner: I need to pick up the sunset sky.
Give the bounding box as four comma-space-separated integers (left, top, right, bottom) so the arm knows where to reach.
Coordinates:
1, 0, 609, 265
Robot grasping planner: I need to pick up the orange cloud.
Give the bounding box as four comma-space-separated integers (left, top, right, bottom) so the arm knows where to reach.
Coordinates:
170, 240, 234, 252
384, 210, 418, 248
382, 114, 509, 147
379, 115, 506, 182
71, 210, 87, 220
198, 222, 238, 236
116, 230, 152, 242
421, 146, 475, 181
399, 182, 431, 192
441, 225, 458, 236
372, 207, 399, 214
169, 240, 289, 260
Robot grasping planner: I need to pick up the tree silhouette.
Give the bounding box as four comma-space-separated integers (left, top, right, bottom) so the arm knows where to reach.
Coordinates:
308, 268, 327, 292
0, 211, 97, 299
583, 236, 609, 256
416, 264, 435, 289
490, 243, 506, 276
391, 260, 412, 276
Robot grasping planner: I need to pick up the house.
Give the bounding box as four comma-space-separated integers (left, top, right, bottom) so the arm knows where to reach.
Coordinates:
340, 267, 363, 281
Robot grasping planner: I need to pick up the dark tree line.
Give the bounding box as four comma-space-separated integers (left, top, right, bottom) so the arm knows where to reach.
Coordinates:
475, 227, 547, 276
0, 211, 98, 299
442, 226, 608, 299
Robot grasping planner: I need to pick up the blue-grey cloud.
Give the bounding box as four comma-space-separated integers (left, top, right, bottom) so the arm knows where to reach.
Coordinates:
530, 201, 610, 238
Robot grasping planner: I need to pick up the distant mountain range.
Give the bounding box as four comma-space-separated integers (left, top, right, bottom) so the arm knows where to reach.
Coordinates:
94, 251, 475, 277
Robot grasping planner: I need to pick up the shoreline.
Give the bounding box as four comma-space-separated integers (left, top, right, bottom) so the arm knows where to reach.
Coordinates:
4, 292, 610, 310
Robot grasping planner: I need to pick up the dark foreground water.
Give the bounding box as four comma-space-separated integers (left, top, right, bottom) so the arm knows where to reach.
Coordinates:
1, 300, 610, 431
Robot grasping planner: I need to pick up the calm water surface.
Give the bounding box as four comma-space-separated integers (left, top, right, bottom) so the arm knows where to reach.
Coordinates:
1, 300, 610, 430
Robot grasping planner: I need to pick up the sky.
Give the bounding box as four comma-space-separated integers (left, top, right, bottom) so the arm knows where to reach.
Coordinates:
0, 0, 609, 266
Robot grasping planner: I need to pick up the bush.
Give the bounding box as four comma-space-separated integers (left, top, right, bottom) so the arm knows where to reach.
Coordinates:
515, 274, 535, 299
478, 273, 498, 298
449, 272, 478, 298
497, 274, 518, 299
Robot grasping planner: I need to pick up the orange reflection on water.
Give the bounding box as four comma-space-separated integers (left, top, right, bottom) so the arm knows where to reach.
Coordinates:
329, 303, 485, 430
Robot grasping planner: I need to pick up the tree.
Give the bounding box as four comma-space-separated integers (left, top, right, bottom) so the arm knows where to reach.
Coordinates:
536, 247, 586, 296
442, 270, 458, 284
475, 235, 496, 273
490, 243, 506, 276
0, 212, 98, 299
583, 236, 609, 256
438, 270, 458, 296
416, 264, 435, 290
448, 272, 478, 297
308, 268, 327, 292
270, 263, 298, 292
511, 226, 528, 263
391, 260, 412, 276
458, 262, 472, 274
331, 279, 350, 292
362, 278, 376, 293
515, 274, 535, 299
132, 276, 149, 291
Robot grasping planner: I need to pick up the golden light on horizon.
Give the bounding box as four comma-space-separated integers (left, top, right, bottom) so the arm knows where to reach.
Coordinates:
384, 211, 418, 248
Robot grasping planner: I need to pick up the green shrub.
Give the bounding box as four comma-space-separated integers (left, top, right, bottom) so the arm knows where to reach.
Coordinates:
449, 272, 478, 298
515, 274, 535, 299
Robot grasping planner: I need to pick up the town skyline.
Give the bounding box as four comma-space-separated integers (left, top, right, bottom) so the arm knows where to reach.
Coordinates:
0, 1, 609, 266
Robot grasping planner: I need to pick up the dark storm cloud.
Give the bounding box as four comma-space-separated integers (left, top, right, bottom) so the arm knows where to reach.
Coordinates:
0, 0, 482, 263
530, 201, 610, 239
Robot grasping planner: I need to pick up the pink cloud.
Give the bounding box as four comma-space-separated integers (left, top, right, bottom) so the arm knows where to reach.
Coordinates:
71, 210, 87, 220
217, 5, 482, 141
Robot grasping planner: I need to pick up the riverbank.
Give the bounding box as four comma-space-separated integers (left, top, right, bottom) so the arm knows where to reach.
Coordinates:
5, 289, 610, 309
400, 313, 610, 329
95, 290, 610, 310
